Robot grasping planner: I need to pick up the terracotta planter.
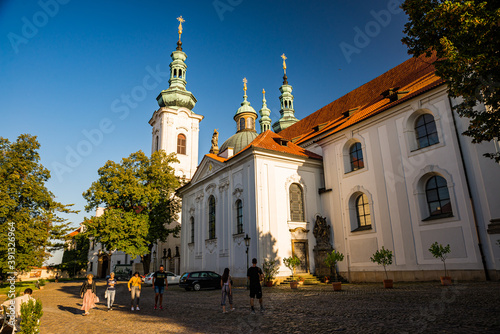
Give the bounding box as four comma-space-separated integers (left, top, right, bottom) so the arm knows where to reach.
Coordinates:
290, 281, 299, 289
265, 281, 273, 287
440, 276, 452, 286
383, 279, 393, 289
332, 282, 342, 291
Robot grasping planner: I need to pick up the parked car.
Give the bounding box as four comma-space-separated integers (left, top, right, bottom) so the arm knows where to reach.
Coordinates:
179, 271, 221, 291
143, 271, 181, 285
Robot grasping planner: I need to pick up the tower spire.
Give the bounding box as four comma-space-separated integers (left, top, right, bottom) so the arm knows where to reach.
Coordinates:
243, 77, 248, 101
176, 16, 185, 51
272, 53, 298, 132
281, 53, 288, 84
156, 16, 197, 110
259, 88, 272, 132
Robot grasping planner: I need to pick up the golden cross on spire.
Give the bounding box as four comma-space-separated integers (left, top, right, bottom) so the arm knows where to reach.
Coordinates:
281, 53, 287, 75
177, 16, 185, 41
243, 77, 248, 92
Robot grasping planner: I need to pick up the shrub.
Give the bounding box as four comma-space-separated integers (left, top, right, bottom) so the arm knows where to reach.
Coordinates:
370, 247, 393, 280
324, 250, 344, 282
262, 259, 280, 283
20, 299, 43, 334
283, 256, 301, 281
429, 242, 451, 277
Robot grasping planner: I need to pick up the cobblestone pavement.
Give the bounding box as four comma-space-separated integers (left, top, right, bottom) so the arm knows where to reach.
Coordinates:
5, 280, 500, 333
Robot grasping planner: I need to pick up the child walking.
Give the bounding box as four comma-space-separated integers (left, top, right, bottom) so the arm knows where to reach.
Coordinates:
128, 271, 142, 311
220, 268, 234, 313
106, 272, 117, 311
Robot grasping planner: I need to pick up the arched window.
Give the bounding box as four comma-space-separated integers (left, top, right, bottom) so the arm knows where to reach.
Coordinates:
289, 183, 305, 222
208, 196, 216, 239
425, 176, 452, 217
177, 134, 186, 155
355, 193, 371, 229
349, 142, 364, 171
155, 135, 159, 152
190, 217, 194, 244
239, 118, 245, 131
179, 69, 183, 78
415, 114, 439, 149
236, 200, 243, 234
173, 69, 177, 78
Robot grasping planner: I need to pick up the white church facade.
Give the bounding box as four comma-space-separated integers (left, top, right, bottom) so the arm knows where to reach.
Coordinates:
171, 38, 500, 282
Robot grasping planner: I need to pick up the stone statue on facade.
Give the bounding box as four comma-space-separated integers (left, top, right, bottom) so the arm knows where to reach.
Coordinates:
210, 129, 219, 154
313, 215, 334, 276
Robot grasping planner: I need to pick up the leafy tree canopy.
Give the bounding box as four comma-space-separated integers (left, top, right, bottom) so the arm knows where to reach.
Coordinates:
82, 150, 181, 271
402, 0, 500, 161
0, 134, 75, 275
60, 231, 90, 276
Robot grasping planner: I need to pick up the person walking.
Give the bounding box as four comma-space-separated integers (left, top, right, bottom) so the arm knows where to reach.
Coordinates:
80, 274, 97, 316
247, 258, 264, 314
106, 272, 117, 311
220, 268, 235, 313
153, 265, 168, 310
128, 272, 142, 311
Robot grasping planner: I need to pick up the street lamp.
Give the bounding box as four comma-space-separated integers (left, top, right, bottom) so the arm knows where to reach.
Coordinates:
162, 248, 167, 269
244, 234, 251, 289
153, 250, 157, 273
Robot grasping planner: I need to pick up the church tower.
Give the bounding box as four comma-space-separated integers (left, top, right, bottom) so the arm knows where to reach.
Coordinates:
149, 16, 203, 180
272, 53, 299, 132
259, 89, 272, 132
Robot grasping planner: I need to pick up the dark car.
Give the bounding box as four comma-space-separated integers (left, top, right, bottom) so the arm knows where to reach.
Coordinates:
179, 271, 221, 291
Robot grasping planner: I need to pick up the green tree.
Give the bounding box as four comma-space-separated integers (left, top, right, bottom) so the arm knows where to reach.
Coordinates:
402, 0, 500, 162
82, 150, 181, 273
0, 134, 74, 276
20, 298, 43, 334
59, 231, 90, 277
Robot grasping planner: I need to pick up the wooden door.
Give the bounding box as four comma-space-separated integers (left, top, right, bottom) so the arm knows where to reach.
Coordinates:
293, 241, 308, 273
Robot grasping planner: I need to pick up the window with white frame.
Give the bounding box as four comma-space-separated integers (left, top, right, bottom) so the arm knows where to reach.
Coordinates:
349, 142, 364, 172
289, 183, 305, 222
425, 175, 453, 219
208, 196, 216, 239
236, 199, 243, 234
415, 114, 439, 149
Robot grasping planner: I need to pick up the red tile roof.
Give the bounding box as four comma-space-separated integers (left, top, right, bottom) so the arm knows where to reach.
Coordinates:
278, 54, 444, 144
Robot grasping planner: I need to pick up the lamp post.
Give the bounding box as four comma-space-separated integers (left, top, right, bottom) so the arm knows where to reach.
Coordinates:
162, 248, 167, 269
152, 250, 157, 273
244, 234, 251, 289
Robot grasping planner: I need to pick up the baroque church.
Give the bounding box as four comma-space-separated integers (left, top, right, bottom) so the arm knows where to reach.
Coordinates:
150, 19, 500, 283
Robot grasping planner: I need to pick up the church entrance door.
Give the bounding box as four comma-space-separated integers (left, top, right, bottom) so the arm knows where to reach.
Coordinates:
292, 241, 308, 273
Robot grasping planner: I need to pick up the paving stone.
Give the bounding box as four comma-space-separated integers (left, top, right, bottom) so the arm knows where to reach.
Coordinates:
1, 281, 499, 333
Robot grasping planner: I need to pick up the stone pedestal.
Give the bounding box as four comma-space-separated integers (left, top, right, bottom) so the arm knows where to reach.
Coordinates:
313, 246, 334, 276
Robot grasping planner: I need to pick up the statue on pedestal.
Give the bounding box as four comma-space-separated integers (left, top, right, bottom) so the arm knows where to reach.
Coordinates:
210, 129, 219, 154
313, 215, 334, 276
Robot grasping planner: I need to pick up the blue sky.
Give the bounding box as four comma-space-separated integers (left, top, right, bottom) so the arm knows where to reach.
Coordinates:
0, 0, 410, 263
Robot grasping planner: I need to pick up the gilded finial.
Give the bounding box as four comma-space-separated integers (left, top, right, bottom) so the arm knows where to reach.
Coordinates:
281, 53, 287, 75
262, 88, 266, 96
243, 77, 248, 93
177, 16, 185, 42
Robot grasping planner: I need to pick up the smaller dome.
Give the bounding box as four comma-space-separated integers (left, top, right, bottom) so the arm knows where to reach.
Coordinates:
220, 131, 259, 155
234, 96, 257, 118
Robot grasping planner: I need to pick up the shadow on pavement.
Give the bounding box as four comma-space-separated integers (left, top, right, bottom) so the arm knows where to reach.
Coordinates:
57, 305, 81, 314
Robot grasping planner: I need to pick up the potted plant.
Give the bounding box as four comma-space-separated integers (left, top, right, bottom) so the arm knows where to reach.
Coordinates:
283, 256, 301, 289
298, 276, 305, 285
370, 246, 393, 288
262, 259, 280, 287
429, 242, 452, 286
324, 249, 344, 291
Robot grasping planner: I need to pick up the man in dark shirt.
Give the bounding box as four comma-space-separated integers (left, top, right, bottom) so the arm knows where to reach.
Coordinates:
153, 265, 168, 310
247, 258, 264, 313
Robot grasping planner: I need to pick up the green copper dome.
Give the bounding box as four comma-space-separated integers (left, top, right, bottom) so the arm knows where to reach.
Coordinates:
220, 131, 259, 154
234, 93, 257, 119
